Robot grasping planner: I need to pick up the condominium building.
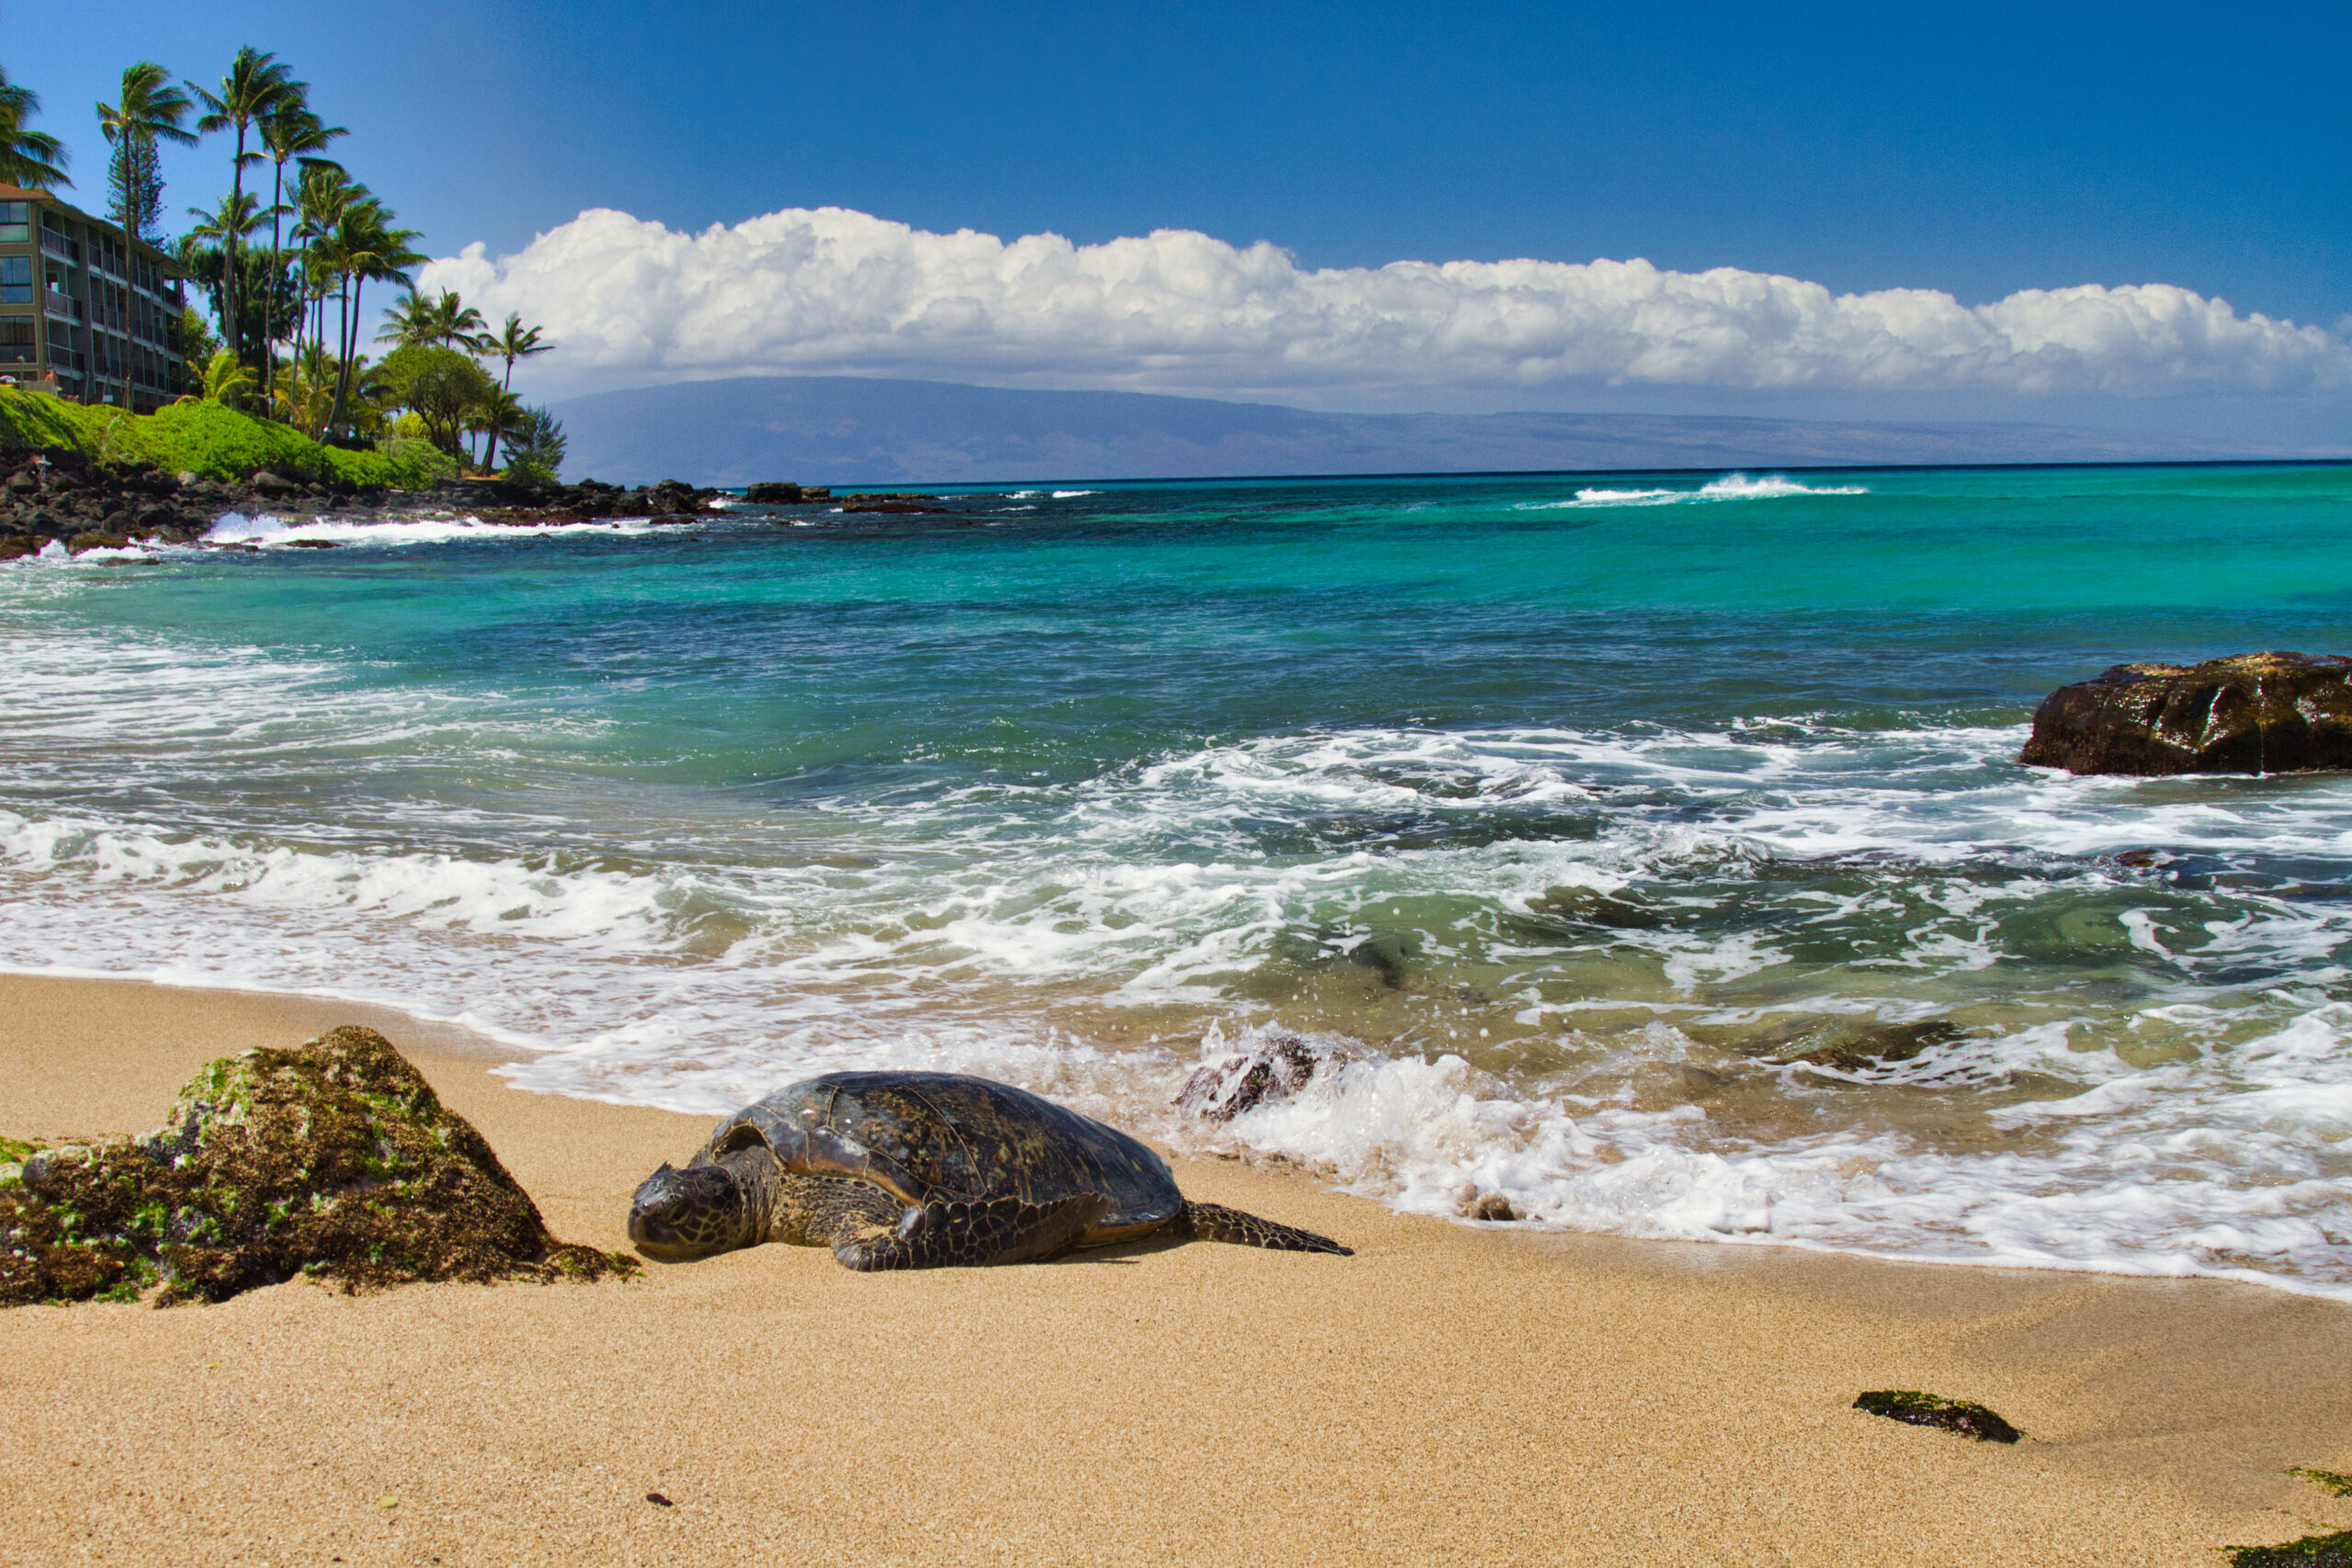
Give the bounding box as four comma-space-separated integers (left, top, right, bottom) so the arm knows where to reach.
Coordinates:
0, 185, 187, 413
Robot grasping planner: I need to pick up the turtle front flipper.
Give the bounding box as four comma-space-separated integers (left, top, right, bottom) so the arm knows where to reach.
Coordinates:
1173, 1201, 1352, 1255
831, 1192, 1111, 1271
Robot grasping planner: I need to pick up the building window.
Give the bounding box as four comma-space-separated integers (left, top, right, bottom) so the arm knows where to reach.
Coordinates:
0, 317, 30, 364
0, 201, 25, 243
0, 255, 28, 304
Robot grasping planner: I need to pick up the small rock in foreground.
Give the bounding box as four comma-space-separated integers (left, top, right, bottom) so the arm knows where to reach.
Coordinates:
1853, 1390, 2021, 1443
2019, 651, 2352, 776
0, 1025, 636, 1305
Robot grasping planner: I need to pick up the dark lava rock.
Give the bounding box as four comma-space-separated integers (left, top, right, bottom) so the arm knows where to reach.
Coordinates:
841, 491, 949, 514
743, 481, 806, 504
1177, 1028, 1360, 1122
0, 1025, 636, 1305
2020, 651, 2352, 776
1854, 1390, 2021, 1443
65, 531, 131, 554
249, 469, 300, 497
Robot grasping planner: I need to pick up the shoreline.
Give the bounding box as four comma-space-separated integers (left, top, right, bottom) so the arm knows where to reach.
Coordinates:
3, 975, 2349, 1562
9, 961, 2346, 1310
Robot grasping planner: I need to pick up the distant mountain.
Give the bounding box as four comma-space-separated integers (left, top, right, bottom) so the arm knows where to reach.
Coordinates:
550, 375, 2312, 486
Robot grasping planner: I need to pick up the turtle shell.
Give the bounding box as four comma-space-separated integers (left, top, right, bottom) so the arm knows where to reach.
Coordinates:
704, 1071, 1183, 1238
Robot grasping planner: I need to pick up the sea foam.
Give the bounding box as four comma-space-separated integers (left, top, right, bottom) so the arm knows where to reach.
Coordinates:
1522, 473, 1871, 509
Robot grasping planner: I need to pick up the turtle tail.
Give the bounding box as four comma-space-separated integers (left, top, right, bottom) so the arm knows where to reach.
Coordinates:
1174, 1201, 1351, 1256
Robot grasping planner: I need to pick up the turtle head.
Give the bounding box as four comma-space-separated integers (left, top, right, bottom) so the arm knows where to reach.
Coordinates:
628, 1159, 755, 1259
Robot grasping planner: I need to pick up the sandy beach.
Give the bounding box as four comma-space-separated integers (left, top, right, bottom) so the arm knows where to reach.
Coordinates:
0, 973, 2347, 1566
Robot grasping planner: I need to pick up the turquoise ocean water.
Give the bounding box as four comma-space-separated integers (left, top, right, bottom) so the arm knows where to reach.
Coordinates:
6, 464, 2352, 1294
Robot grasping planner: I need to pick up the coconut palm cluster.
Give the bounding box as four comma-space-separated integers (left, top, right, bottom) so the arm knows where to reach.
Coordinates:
5, 50, 564, 481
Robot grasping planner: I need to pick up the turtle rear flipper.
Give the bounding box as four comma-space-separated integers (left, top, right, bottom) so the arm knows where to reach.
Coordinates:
1174, 1201, 1351, 1256
831, 1192, 1110, 1271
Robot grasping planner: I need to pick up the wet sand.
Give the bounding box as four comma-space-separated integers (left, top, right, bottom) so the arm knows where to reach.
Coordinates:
1, 972, 2348, 1565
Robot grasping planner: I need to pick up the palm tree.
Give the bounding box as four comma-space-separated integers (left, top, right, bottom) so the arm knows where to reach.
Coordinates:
482, 313, 552, 390
378, 288, 486, 352
96, 63, 198, 243
181, 188, 267, 348
467, 385, 528, 472
372, 289, 431, 351
292, 164, 361, 366
178, 346, 254, 408
272, 338, 340, 433
257, 85, 344, 393
0, 67, 69, 190
97, 62, 199, 410
189, 47, 296, 369
326, 199, 424, 434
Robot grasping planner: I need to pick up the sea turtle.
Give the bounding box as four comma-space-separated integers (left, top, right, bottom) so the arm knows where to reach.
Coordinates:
627, 1070, 1351, 1270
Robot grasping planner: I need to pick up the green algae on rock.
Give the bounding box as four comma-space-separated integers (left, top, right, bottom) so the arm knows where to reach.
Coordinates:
1853, 1390, 2021, 1443
0, 1026, 635, 1306
2229, 1469, 2352, 1565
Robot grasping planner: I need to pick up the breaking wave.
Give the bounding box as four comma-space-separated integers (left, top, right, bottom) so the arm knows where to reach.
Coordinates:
1517, 473, 1871, 509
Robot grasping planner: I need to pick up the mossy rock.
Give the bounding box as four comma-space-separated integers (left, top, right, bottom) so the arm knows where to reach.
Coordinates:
0, 1026, 635, 1306
1853, 1389, 2021, 1443
2231, 1472, 2352, 1565
2231, 1534, 2352, 1565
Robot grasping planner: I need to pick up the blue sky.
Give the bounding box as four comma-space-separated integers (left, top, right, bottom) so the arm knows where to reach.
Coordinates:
17, 1, 2352, 434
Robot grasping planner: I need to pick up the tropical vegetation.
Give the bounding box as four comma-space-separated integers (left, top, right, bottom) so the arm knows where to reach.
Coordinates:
2, 51, 567, 485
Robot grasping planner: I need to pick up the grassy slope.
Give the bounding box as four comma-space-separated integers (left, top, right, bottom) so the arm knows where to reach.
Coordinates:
0, 389, 452, 488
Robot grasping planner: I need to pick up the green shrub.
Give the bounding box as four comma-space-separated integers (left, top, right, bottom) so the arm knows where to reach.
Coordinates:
117, 399, 329, 480
0, 387, 443, 491
327, 437, 457, 488
0, 388, 113, 453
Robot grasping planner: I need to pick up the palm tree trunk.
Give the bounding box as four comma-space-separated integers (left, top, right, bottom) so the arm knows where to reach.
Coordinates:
331, 273, 363, 435
224, 129, 245, 367
265, 158, 285, 400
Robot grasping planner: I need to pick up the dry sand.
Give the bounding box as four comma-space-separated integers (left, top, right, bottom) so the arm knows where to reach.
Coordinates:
1, 974, 2349, 1566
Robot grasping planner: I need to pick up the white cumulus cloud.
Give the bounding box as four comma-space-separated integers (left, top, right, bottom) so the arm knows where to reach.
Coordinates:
419, 206, 2352, 403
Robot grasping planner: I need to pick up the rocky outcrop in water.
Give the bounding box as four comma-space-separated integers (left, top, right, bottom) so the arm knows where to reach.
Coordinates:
742, 480, 833, 504
0, 447, 814, 555
2019, 651, 2352, 776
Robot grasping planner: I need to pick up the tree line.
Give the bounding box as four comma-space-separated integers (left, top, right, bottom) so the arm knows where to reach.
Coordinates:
0, 52, 564, 481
